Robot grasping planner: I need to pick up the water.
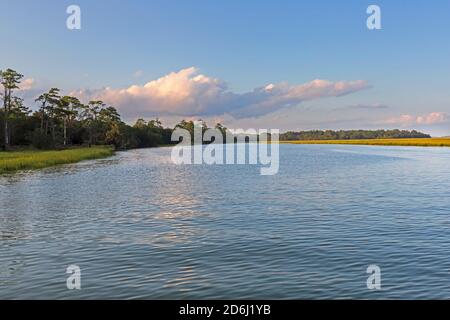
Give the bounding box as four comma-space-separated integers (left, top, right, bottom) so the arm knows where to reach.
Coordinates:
1, 144, 450, 299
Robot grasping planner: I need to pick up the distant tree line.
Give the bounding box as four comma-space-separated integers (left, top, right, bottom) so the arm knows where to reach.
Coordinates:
0, 68, 229, 150
280, 130, 431, 141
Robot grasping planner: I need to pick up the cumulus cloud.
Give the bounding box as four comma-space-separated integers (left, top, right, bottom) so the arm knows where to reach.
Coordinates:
384, 112, 449, 126
19, 78, 35, 91
72, 67, 370, 119
417, 112, 449, 125
16, 78, 43, 104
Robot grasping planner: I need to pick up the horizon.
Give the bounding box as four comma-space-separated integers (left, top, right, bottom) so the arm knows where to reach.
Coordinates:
1, 0, 449, 136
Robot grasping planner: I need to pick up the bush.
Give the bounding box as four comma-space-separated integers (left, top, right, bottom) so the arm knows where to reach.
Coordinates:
30, 129, 53, 149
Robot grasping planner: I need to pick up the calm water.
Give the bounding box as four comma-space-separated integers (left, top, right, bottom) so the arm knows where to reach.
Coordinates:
1, 144, 450, 299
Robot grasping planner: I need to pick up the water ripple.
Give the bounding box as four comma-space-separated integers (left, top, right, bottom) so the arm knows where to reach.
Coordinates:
1, 145, 450, 299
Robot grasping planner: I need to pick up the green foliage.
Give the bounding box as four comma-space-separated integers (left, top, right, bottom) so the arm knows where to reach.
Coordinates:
0, 68, 181, 150
30, 128, 53, 149
282, 138, 450, 147
1, 69, 25, 149
280, 130, 431, 141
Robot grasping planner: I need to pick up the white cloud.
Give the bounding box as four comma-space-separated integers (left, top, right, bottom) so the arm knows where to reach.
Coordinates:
417, 112, 449, 125
384, 112, 449, 126
19, 78, 35, 91
73, 67, 370, 120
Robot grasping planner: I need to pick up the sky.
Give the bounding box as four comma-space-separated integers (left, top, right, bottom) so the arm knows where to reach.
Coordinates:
1, 0, 450, 135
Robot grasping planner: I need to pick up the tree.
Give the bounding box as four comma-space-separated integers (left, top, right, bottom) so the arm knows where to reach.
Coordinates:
10, 97, 30, 116
8, 97, 31, 145
57, 96, 81, 146
99, 106, 121, 124
35, 88, 61, 135
80, 100, 105, 147
148, 118, 162, 129
1, 69, 24, 149
134, 118, 147, 129
175, 120, 195, 144
215, 123, 227, 143
279, 129, 432, 141
104, 122, 122, 147
99, 106, 122, 146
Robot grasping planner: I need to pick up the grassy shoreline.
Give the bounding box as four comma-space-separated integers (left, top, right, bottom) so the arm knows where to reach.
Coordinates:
2, 138, 449, 175
0, 146, 115, 174
280, 138, 450, 147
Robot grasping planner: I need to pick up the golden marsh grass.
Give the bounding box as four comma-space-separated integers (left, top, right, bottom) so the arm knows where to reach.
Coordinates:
0, 146, 114, 174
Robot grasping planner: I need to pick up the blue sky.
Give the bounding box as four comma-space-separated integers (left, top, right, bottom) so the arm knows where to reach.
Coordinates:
1, 0, 450, 135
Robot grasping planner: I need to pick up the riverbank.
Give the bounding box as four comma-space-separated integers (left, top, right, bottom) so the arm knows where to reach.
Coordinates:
0, 146, 115, 174
280, 138, 450, 147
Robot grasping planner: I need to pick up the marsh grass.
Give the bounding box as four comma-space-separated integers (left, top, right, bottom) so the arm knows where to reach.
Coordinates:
281, 138, 450, 147
0, 146, 114, 174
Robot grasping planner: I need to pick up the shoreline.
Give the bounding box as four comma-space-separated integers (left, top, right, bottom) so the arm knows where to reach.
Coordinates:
280, 138, 450, 148
0, 146, 115, 175
2, 138, 449, 175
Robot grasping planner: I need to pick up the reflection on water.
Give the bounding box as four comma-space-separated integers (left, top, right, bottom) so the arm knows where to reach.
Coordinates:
1, 145, 450, 299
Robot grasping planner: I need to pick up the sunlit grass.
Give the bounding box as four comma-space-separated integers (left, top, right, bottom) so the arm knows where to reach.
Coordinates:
280, 138, 450, 147
0, 146, 114, 174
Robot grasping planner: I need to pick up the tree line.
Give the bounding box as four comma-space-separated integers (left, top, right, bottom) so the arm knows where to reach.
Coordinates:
280, 130, 431, 141
0, 68, 229, 150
